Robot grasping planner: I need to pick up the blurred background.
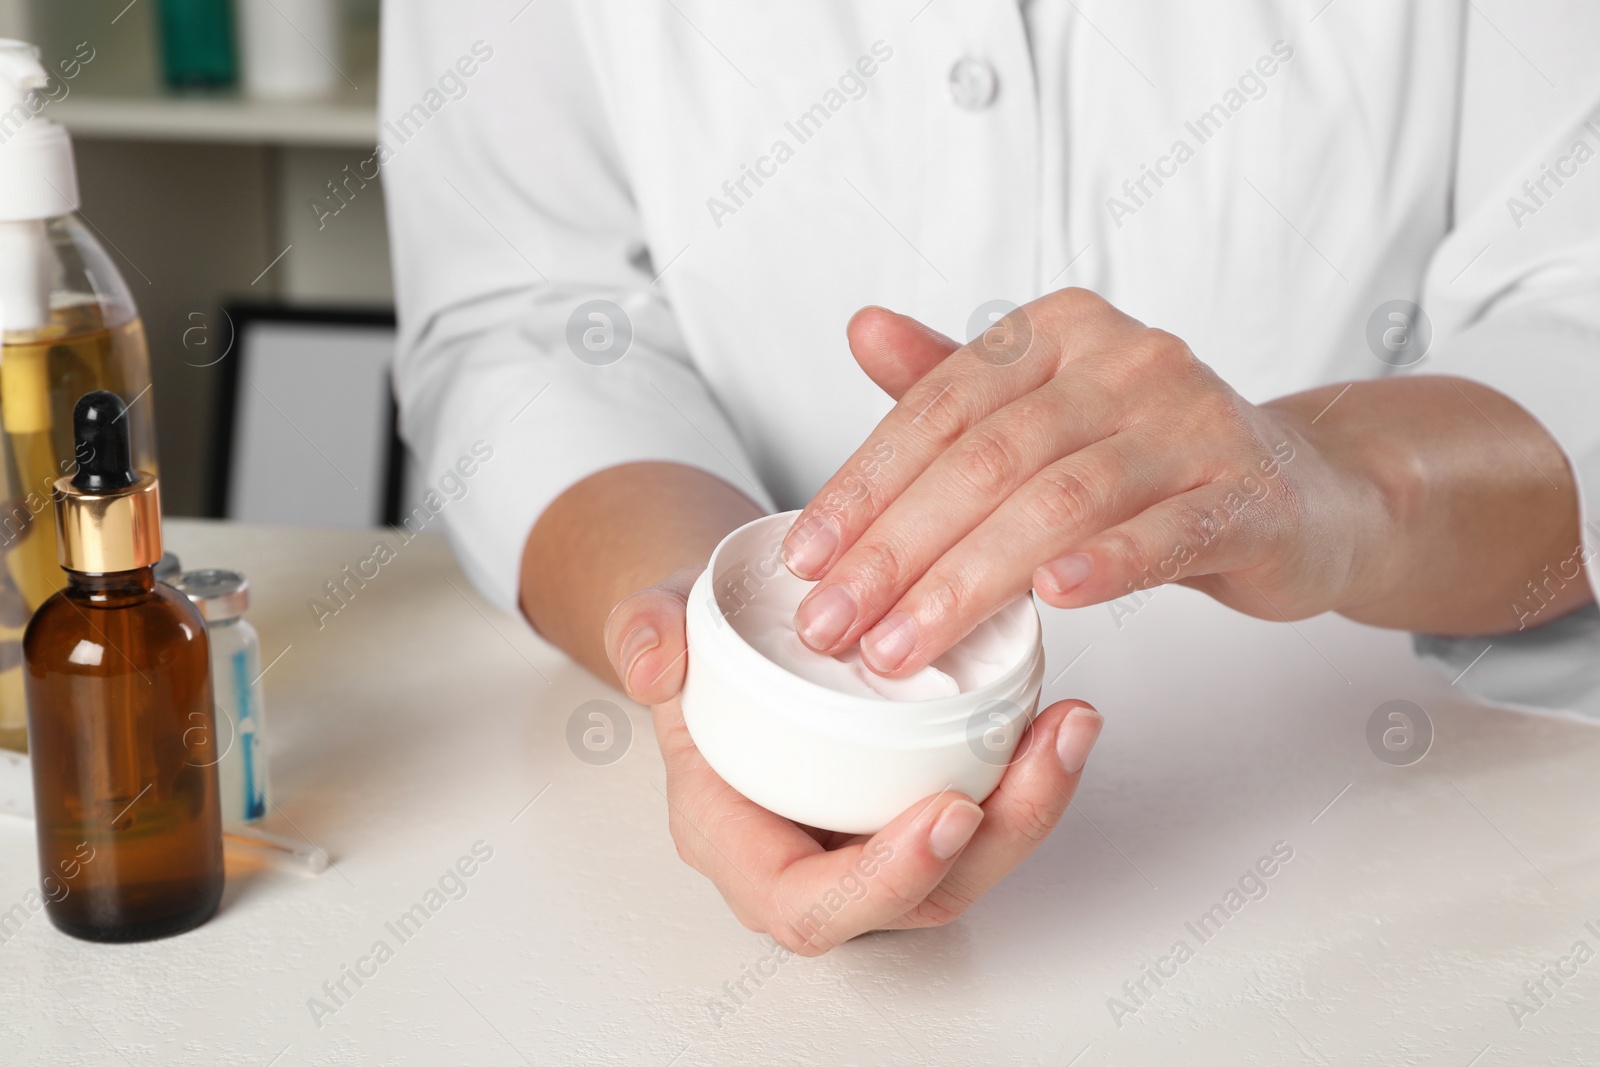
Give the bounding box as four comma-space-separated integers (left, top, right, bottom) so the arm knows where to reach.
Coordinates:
0, 0, 401, 524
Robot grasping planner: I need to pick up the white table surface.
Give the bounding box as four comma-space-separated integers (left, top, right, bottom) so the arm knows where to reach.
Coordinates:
2, 519, 1596, 1066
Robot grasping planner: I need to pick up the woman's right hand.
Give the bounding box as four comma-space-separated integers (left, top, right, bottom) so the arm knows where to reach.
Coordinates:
603, 567, 1103, 955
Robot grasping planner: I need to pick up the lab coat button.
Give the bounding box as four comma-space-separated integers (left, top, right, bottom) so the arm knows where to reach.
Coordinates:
948, 57, 998, 110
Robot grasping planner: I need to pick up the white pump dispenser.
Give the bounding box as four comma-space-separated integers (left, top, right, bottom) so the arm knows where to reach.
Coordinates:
0, 41, 79, 333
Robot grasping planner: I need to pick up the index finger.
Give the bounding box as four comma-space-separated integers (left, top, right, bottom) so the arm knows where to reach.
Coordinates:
762, 790, 986, 954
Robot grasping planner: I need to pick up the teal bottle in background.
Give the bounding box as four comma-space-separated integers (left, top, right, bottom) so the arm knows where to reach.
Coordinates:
157, 0, 237, 90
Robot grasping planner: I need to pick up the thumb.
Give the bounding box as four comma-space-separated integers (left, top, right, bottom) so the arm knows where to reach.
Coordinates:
603, 567, 699, 706
847, 306, 960, 401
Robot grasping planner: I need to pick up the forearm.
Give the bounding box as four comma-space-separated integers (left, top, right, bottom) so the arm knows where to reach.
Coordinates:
519, 462, 765, 685
1270, 375, 1590, 635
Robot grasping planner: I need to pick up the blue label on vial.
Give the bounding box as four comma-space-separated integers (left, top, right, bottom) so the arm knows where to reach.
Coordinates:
233, 647, 265, 821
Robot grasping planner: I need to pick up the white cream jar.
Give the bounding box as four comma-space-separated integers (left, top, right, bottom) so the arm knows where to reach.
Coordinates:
681, 512, 1045, 834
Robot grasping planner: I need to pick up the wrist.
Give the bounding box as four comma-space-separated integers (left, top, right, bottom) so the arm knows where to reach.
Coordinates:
1263, 384, 1420, 618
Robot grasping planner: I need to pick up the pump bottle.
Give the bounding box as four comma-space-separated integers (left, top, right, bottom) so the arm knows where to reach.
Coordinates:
0, 40, 160, 752
24, 390, 221, 942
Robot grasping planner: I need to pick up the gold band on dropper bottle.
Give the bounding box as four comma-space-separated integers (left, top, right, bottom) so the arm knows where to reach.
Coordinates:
52, 473, 162, 574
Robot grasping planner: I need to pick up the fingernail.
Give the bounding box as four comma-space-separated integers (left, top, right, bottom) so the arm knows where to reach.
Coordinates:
1038, 553, 1094, 598
1056, 706, 1103, 775
784, 516, 839, 578
796, 585, 857, 650
929, 800, 984, 861
862, 611, 918, 673
619, 625, 660, 690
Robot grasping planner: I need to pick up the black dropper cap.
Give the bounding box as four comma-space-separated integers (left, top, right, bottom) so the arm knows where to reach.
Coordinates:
71, 390, 139, 494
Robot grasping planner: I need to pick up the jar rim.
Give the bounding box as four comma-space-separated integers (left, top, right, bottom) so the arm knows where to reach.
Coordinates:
687, 511, 1044, 742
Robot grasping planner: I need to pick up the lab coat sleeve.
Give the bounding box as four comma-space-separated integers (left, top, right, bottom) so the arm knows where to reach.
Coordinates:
379, 0, 773, 616
1413, 41, 1600, 712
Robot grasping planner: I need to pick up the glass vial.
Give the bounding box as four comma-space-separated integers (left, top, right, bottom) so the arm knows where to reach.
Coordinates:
175, 569, 267, 823
23, 391, 222, 941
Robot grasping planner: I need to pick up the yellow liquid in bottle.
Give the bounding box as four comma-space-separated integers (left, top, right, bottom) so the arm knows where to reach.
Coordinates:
0, 310, 157, 751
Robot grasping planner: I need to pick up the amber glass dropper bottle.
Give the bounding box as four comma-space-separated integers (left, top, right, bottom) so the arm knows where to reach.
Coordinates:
23, 390, 223, 941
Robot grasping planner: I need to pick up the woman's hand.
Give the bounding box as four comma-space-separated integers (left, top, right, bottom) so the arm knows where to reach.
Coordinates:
780, 289, 1580, 675
603, 571, 1102, 954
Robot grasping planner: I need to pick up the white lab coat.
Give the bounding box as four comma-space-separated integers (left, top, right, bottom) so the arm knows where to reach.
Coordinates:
379, 1, 1600, 715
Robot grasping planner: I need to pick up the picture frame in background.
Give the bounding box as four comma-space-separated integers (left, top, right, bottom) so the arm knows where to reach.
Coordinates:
209, 305, 406, 528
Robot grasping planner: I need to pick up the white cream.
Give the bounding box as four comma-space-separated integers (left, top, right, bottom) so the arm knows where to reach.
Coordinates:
722, 561, 1023, 701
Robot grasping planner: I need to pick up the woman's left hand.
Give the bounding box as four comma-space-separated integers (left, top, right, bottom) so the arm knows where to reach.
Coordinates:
782, 288, 1388, 675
